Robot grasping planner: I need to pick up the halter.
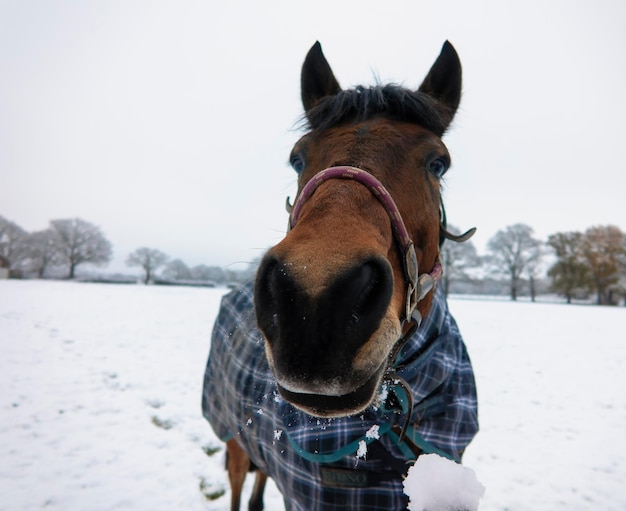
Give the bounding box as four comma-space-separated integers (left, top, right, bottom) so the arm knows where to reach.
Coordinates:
288, 166, 442, 331
286, 166, 476, 447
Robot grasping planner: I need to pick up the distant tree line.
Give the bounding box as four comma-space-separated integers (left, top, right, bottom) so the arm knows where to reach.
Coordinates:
2, 214, 625, 305
443, 223, 626, 305
125, 246, 259, 286
0, 215, 257, 284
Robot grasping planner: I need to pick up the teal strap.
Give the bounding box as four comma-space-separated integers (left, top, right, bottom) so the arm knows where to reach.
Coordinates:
285, 422, 393, 464
285, 420, 457, 465
382, 384, 458, 462
278, 383, 458, 465
385, 426, 458, 463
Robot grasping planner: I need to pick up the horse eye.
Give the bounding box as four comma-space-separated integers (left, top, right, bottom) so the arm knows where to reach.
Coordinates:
429, 157, 448, 178
290, 154, 305, 173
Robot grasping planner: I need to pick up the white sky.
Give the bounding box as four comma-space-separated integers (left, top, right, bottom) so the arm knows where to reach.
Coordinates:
2, 0, 625, 273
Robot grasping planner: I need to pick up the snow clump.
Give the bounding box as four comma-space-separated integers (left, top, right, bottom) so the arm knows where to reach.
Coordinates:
403, 453, 485, 511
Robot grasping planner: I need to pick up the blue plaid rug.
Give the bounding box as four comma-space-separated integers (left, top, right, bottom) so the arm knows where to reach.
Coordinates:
202, 281, 478, 510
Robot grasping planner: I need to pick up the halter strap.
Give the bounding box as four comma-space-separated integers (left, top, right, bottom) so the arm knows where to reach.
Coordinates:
288, 166, 442, 326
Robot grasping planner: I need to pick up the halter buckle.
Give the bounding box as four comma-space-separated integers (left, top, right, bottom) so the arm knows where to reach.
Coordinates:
404, 245, 438, 322
404, 243, 419, 321
417, 273, 435, 302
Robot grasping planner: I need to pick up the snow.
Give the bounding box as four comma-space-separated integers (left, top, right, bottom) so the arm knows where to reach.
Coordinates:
403, 454, 485, 511
365, 424, 380, 440
1, 280, 625, 510
356, 426, 381, 461
356, 440, 368, 460
455, 298, 626, 510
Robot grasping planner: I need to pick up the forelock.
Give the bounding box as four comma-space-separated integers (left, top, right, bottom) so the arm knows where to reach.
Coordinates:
303, 84, 449, 136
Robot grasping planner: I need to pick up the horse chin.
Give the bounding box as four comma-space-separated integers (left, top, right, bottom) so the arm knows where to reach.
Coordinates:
274, 364, 387, 418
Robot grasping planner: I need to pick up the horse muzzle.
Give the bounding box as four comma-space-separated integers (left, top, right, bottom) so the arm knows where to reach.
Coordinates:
254, 252, 398, 417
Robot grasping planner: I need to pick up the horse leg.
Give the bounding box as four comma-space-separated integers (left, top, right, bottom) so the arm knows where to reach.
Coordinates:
248, 470, 268, 511
226, 438, 250, 511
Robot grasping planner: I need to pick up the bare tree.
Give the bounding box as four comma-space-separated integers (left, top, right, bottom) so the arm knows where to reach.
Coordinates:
580, 225, 626, 305
188, 261, 261, 285
163, 258, 192, 280
17, 229, 63, 278
0, 215, 27, 268
50, 218, 112, 278
190, 264, 216, 281
191, 265, 227, 283
126, 247, 169, 284
486, 223, 542, 301
547, 231, 591, 303
525, 242, 545, 302
440, 225, 480, 296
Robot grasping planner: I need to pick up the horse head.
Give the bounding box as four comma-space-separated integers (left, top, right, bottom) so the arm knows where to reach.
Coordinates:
255, 41, 465, 418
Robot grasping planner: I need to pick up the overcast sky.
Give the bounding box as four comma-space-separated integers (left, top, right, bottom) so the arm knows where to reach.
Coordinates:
2, 0, 625, 274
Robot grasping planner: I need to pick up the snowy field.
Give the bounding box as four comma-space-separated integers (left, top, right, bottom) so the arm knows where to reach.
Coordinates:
1, 279, 625, 510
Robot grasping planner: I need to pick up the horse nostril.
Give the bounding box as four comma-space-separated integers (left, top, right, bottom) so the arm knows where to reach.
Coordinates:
350, 312, 360, 326
331, 259, 393, 344
254, 254, 304, 345
353, 264, 380, 311
255, 254, 392, 357
254, 255, 280, 342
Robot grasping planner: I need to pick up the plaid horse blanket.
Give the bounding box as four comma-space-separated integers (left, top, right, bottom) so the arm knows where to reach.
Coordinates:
202, 281, 478, 510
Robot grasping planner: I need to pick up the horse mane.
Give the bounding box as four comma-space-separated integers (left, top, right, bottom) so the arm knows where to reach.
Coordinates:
304, 84, 450, 136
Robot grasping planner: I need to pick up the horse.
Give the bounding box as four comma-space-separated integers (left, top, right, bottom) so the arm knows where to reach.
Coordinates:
203, 40, 479, 511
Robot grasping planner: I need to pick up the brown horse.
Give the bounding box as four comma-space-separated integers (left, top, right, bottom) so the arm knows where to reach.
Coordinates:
204, 40, 478, 511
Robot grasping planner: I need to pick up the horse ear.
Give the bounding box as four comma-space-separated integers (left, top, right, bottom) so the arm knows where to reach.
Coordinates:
301, 41, 341, 113
418, 41, 462, 127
